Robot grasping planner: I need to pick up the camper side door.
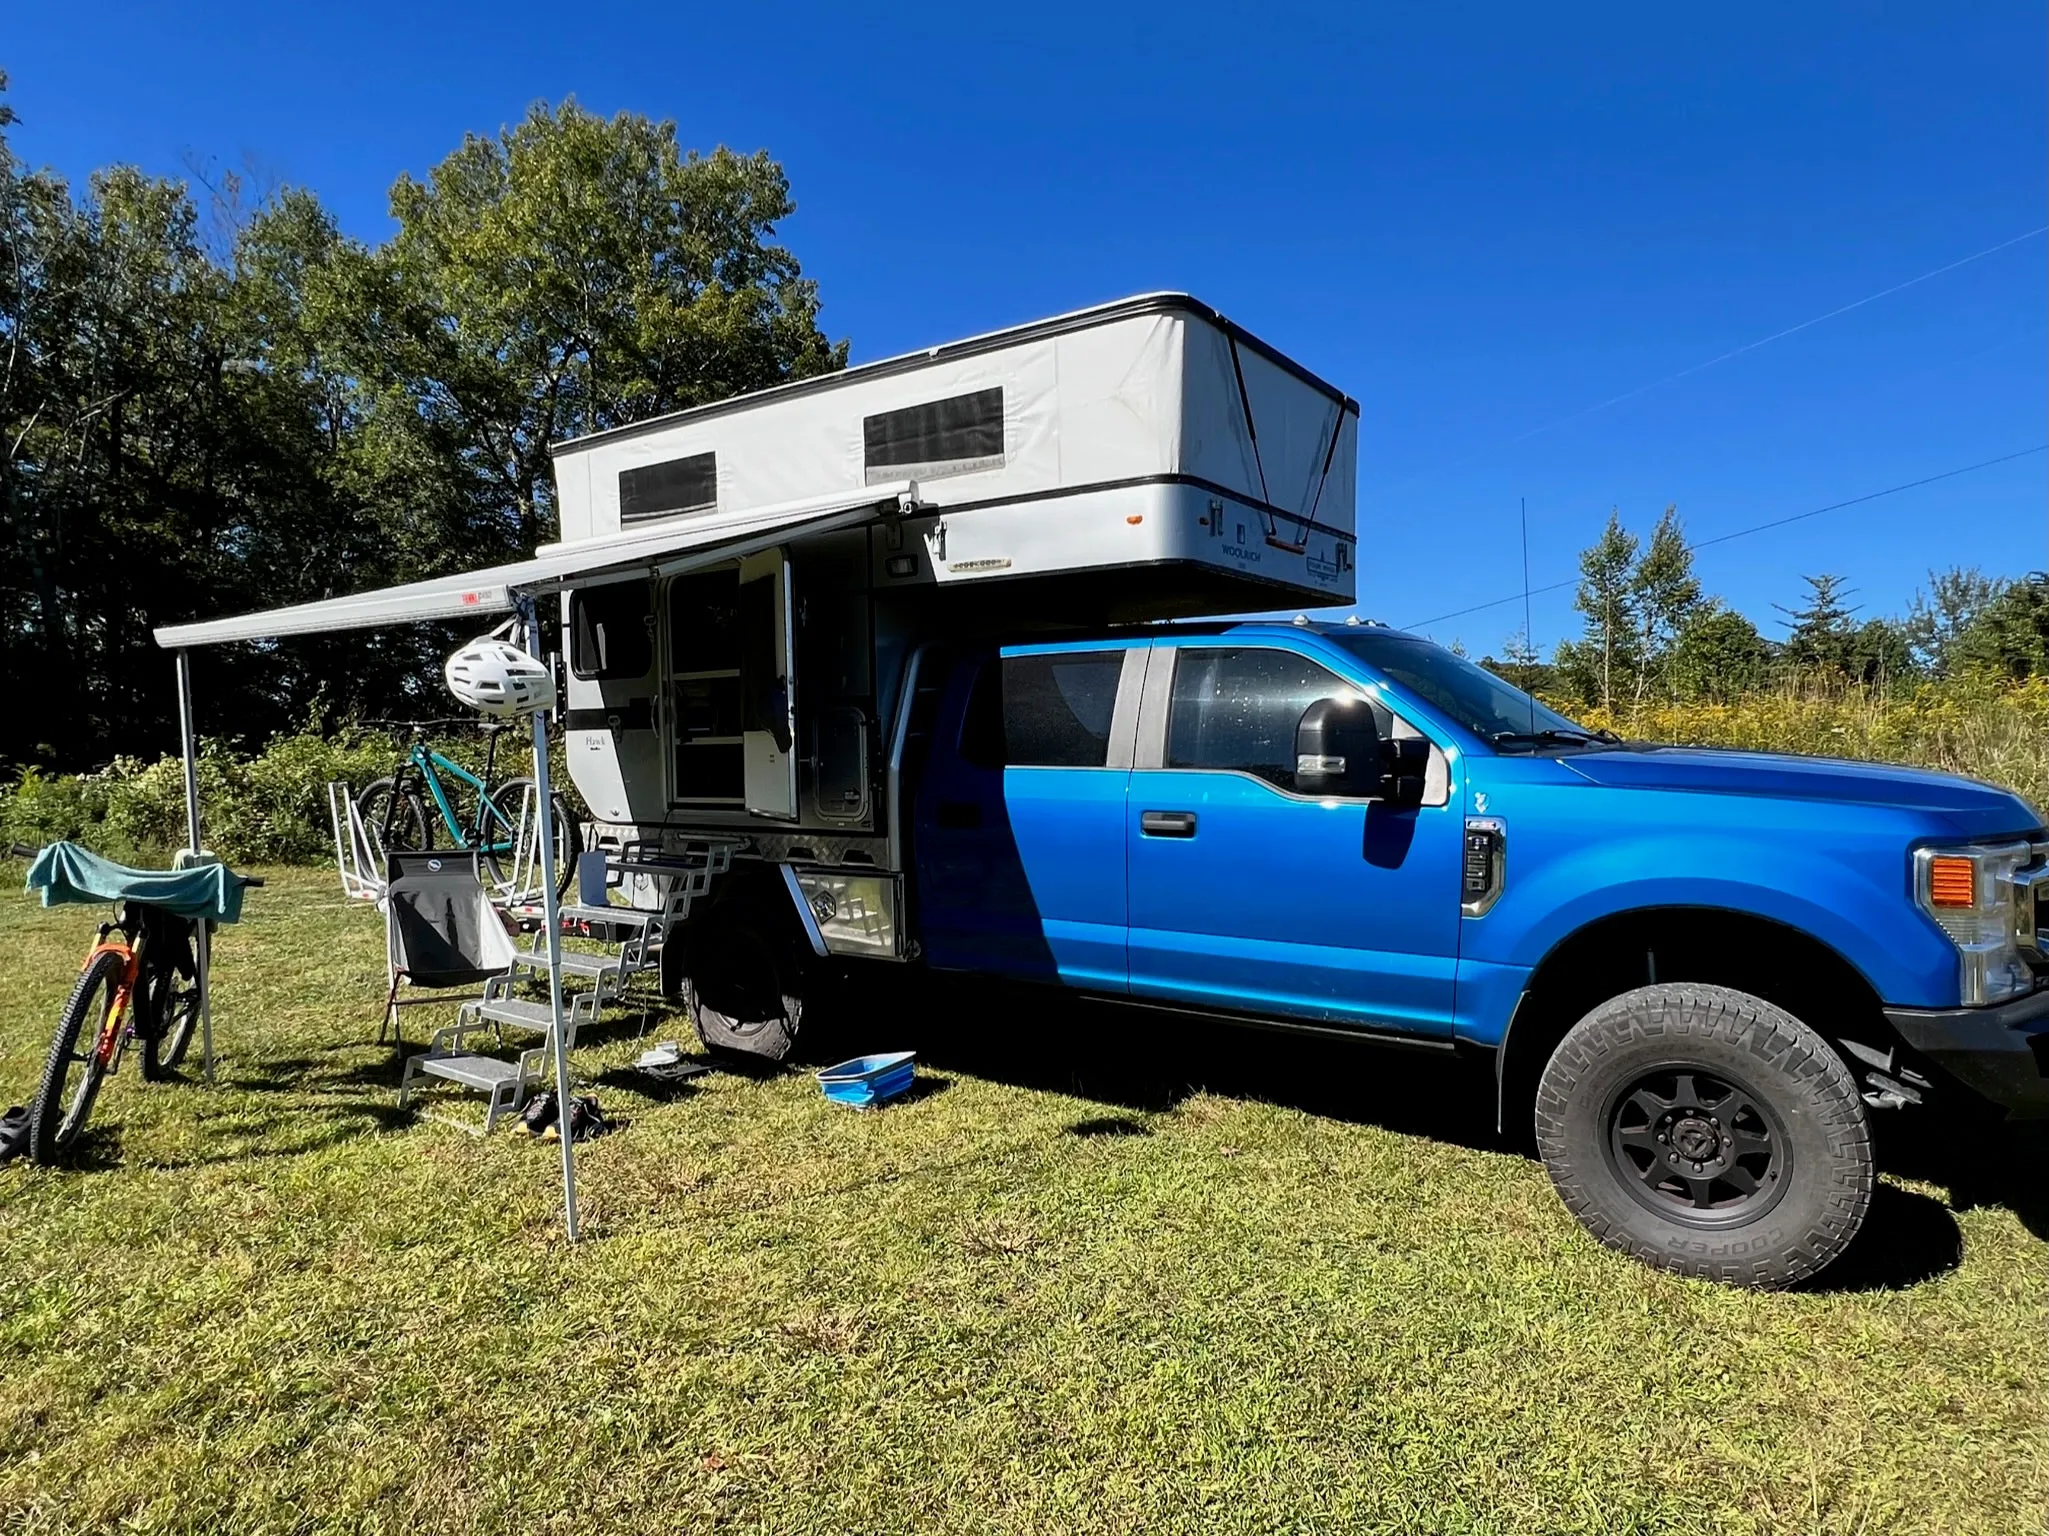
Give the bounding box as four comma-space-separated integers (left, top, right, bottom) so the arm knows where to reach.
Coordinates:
738, 549, 799, 820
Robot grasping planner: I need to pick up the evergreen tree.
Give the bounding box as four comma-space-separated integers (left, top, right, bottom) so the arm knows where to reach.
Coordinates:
1777, 574, 1860, 673
1562, 510, 1641, 710
1630, 504, 1704, 706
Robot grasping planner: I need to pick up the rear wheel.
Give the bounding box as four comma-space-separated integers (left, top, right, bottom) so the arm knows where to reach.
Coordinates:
138, 932, 201, 1081
1534, 983, 1872, 1290
482, 777, 579, 896
677, 914, 805, 1063
30, 947, 128, 1164
359, 778, 430, 872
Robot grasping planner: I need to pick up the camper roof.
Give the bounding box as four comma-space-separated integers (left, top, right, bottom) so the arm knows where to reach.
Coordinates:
549, 292, 1356, 456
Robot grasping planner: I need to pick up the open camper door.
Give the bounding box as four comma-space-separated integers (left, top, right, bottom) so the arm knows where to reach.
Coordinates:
738, 549, 798, 819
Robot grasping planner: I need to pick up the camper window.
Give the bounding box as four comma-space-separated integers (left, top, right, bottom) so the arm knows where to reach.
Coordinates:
569, 584, 653, 680
863, 387, 1004, 484
962, 651, 1123, 769
620, 451, 718, 523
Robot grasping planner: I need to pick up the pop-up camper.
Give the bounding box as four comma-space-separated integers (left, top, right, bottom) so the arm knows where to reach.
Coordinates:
548, 293, 1357, 841
156, 291, 1358, 1021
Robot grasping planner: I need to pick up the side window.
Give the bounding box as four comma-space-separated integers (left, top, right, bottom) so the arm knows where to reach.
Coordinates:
569, 583, 653, 680
960, 651, 1125, 768
619, 452, 717, 523
1166, 647, 1363, 793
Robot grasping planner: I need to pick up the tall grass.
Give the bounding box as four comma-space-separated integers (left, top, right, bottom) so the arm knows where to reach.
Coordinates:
4, 678, 2044, 866
1577, 675, 2049, 814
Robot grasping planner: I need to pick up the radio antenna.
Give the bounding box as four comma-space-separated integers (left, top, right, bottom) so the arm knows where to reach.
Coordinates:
1520, 495, 1537, 735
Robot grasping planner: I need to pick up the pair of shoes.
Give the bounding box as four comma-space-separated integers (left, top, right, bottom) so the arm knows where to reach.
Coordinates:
524, 1091, 615, 1143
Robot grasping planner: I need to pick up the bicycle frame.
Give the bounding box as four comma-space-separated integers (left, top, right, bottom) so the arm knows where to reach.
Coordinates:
82, 918, 146, 1070
400, 730, 517, 855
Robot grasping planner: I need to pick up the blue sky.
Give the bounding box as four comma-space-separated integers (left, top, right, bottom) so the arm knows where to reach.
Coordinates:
8, 2, 2044, 654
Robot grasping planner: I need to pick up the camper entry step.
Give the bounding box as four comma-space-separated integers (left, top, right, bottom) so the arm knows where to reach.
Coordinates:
412, 1053, 529, 1092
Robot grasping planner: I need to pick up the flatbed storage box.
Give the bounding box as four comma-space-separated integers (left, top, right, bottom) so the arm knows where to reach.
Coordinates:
551, 294, 1359, 605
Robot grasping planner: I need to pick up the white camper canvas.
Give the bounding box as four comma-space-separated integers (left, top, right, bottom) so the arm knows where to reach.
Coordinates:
551, 294, 1359, 606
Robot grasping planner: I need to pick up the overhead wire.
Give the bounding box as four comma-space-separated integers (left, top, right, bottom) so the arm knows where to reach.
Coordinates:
1402, 444, 2049, 631
1362, 223, 2049, 504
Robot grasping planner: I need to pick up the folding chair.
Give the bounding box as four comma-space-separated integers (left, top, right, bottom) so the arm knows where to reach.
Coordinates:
377, 851, 519, 1045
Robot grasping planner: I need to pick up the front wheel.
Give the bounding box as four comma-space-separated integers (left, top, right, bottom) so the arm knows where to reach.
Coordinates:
30, 947, 128, 1164
1533, 983, 1872, 1290
359, 777, 431, 872
482, 777, 579, 896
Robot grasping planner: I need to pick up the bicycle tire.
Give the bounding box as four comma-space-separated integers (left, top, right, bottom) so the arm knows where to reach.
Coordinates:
359, 777, 431, 872
30, 946, 128, 1164
482, 777, 580, 896
138, 927, 200, 1081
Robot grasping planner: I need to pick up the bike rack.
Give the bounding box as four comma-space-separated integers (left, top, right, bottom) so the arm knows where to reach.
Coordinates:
328, 777, 559, 914
328, 781, 386, 904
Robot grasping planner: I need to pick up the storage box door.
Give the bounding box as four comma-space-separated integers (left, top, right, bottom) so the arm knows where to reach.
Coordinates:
738, 549, 798, 820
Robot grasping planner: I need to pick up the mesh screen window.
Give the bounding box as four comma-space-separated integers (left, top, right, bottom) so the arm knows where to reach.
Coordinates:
619, 452, 717, 523
863, 387, 1004, 484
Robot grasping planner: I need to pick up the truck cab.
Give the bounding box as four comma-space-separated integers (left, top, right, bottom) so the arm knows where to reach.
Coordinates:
856, 617, 2047, 1288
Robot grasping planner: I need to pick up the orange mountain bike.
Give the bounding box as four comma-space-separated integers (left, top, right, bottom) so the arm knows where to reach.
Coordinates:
14, 843, 261, 1165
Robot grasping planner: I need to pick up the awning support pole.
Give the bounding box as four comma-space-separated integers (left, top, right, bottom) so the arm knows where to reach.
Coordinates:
520, 598, 580, 1242
174, 650, 216, 1085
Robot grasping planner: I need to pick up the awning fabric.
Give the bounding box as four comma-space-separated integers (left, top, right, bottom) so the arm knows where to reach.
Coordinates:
152, 483, 917, 649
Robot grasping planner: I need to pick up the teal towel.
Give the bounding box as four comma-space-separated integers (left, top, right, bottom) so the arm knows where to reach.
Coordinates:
24, 841, 248, 924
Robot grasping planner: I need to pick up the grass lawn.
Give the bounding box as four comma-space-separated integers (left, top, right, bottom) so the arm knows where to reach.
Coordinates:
1, 865, 2044, 1535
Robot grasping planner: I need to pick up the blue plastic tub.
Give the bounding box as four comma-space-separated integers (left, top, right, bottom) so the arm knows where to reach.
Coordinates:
816, 1051, 917, 1109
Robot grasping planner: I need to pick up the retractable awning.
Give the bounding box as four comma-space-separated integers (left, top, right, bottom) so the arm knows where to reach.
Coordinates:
152, 482, 919, 649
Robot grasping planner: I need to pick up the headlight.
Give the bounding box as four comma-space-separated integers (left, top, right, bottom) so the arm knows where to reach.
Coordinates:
1913, 841, 2044, 1006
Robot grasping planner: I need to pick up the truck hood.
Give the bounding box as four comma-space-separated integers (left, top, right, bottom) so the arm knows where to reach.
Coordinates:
1559, 746, 2040, 839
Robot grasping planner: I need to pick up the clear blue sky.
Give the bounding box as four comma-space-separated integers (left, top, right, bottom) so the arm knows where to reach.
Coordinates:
8, 2, 2045, 654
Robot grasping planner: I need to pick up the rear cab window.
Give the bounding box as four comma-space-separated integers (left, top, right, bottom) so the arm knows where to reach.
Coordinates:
962, 650, 1127, 768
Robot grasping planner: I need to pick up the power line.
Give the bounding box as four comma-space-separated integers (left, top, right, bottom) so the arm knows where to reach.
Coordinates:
1363, 223, 2049, 504
1403, 444, 2049, 631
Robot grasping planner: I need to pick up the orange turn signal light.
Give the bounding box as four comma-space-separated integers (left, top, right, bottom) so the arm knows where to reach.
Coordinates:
1928, 856, 1975, 908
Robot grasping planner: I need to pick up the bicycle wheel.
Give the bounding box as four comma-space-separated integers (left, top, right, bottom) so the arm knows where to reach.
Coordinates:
138, 926, 201, 1081
359, 777, 431, 872
30, 947, 128, 1164
482, 776, 580, 896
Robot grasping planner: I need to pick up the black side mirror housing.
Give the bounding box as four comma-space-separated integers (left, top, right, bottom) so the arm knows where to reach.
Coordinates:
1296, 697, 1430, 806
1295, 696, 1383, 798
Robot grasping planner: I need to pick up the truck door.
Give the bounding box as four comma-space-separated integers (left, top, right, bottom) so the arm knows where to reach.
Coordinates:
1125, 642, 1462, 1036
913, 645, 1141, 989
737, 549, 798, 820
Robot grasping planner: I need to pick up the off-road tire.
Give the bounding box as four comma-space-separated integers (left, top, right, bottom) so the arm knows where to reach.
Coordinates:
1534, 983, 1872, 1290
677, 914, 805, 1063
30, 948, 126, 1164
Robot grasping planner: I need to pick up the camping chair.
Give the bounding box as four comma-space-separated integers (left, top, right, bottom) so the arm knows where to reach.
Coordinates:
377, 851, 518, 1045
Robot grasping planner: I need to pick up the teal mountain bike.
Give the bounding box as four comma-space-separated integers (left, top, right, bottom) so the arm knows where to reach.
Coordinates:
359, 721, 579, 896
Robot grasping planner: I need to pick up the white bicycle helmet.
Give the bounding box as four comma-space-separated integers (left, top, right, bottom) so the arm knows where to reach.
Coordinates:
445, 638, 556, 716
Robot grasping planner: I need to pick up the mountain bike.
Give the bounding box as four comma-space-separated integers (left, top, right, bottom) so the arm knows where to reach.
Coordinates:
358, 720, 578, 895
13, 843, 262, 1166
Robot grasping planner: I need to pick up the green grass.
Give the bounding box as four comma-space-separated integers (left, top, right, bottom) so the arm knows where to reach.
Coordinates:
1, 868, 2044, 1535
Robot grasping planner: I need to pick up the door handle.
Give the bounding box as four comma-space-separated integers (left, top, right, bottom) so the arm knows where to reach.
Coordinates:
1140, 810, 1198, 838
937, 800, 983, 830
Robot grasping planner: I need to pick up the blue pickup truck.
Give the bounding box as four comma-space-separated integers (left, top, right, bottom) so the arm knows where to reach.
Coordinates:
676, 616, 2048, 1290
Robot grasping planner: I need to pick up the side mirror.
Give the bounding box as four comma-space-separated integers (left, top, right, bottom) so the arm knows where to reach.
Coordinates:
1295, 696, 1383, 798
1295, 697, 1431, 806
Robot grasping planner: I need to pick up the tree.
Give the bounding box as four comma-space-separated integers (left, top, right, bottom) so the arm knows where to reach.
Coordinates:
1846, 617, 1916, 687
1952, 573, 2049, 679
1667, 606, 1773, 700
1630, 504, 1703, 706
1777, 574, 1860, 673
369, 100, 846, 560
1907, 567, 2007, 677
1560, 510, 1641, 710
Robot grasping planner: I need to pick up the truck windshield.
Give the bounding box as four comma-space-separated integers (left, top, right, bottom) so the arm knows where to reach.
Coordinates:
1327, 630, 1610, 751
